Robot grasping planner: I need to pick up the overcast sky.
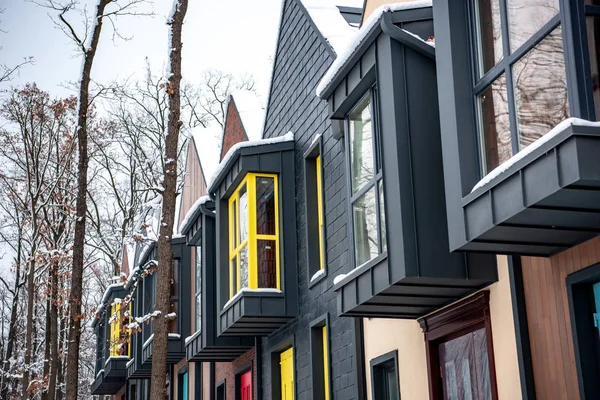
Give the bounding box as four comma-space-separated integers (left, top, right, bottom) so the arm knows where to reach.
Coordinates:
0, 0, 282, 99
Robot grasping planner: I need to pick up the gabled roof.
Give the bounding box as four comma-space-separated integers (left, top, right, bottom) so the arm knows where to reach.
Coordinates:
298, 0, 362, 55
229, 90, 264, 141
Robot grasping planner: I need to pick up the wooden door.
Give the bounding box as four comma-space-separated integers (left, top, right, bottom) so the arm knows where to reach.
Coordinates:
240, 370, 252, 400
280, 347, 294, 400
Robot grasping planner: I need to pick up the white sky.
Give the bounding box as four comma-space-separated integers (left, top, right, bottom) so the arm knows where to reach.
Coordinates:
0, 0, 282, 100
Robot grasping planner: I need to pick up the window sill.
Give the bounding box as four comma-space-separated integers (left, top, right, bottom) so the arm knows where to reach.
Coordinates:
308, 268, 327, 289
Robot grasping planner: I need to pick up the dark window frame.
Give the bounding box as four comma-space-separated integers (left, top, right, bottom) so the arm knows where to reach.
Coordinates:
344, 88, 387, 270
309, 314, 332, 400
195, 246, 202, 333
566, 261, 600, 399
370, 350, 400, 400
418, 291, 498, 400
216, 379, 226, 400
304, 137, 327, 288
468, 0, 568, 175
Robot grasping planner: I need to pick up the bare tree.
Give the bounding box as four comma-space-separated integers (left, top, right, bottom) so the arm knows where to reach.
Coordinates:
150, 1, 188, 398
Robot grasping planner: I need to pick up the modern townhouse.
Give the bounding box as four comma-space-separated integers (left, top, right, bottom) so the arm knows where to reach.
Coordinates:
91, 0, 600, 399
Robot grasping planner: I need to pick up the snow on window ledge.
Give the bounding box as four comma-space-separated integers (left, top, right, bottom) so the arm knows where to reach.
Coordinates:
179, 195, 211, 234
471, 118, 600, 193
185, 329, 201, 345
310, 269, 326, 283
222, 288, 283, 311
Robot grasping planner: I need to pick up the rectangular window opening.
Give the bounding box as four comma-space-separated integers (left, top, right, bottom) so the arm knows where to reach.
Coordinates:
305, 141, 326, 284
311, 322, 331, 400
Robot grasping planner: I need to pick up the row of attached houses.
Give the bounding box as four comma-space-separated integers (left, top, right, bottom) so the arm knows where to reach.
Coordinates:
91, 0, 600, 398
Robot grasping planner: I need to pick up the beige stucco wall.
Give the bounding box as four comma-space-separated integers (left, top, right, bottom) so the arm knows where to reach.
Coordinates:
363, 256, 521, 399
362, 0, 415, 23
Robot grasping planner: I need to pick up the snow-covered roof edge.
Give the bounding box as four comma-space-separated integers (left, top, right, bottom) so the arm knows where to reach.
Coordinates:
471, 118, 600, 193
207, 132, 295, 193
316, 0, 433, 98
179, 195, 212, 235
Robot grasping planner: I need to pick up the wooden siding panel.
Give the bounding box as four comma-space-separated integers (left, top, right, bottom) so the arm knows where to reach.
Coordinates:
521, 236, 600, 399
178, 140, 207, 231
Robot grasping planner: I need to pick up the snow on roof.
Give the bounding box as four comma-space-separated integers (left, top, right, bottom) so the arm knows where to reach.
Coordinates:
230, 90, 265, 141
179, 195, 211, 235
316, 0, 433, 98
207, 131, 295, 193
471, 118, 600, 193
300, 0, 361, 55
191, 125, 221, 182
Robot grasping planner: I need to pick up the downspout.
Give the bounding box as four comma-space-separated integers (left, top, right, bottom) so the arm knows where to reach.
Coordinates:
255, 337, 263, 400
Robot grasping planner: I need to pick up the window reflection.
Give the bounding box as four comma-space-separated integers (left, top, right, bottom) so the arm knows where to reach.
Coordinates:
349, 96, 374, 194
587, 16, 600, 118
353, 187, 378, 267
513, 26, 569, 150
475, 0, 503, 74
506, 0, 559, 53
479, 74, 511, 173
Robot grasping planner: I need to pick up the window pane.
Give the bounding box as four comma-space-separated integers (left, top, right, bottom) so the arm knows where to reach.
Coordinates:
238, 185, 248, 244
230, 256, 237, 296
513, 26, 569, 151
506, 0, 559, 53
195, 294, 202, 332
195, 247, 202, 295
353, 187, 378, 267
239, 244, 249, 290
257, 239, 277, 288
256, 177, 276, 235
474, 0, 503, 74
478, 74, 511, 173
171, 259, 179, 300
587, 16, 600, 119
378, 180, 386, 253
349, 95, 374, 194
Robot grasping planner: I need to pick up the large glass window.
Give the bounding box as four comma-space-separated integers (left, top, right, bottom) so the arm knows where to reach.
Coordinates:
473, 0, 569, 175
346, 92, 386, 268
195, 246, 202, 333
228, 173, 280, 299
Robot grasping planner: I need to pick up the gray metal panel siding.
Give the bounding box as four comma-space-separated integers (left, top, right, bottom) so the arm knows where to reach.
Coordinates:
260, 0, 359, 398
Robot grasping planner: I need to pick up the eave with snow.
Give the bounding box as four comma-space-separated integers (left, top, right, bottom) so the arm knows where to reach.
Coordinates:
319, 1, 496, 319
209, 134, 299, 336
183, 201, 254, 361
456, 119, 600, 256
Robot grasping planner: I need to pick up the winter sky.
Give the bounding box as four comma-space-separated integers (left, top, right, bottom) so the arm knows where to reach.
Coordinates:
1, 0, 282, 100
0, 0, 283, 275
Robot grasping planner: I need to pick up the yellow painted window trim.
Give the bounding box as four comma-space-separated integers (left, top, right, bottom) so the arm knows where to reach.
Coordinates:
280, 347, 295, 400
323, 326, 329, 400
228, 173, 280, 299
316, 155, 324, 271
109, 301, 132, 358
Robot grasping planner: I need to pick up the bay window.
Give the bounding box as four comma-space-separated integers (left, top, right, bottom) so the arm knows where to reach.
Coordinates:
228, 173, 280, 298
346, 92, 386, 268
473, 0, 569, 174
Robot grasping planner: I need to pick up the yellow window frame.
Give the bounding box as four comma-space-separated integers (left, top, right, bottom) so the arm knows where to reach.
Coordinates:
280, 347, 294, 400
228, 173, 280, 298
109, 302, 132, 357
322, 325, 329, 400
316, 156, 324, 270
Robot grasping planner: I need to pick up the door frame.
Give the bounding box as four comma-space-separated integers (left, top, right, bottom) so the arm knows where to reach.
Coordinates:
418, 291, 498, 400
235, 362, 254, 400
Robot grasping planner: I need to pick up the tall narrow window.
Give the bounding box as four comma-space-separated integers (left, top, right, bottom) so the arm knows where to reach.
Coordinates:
346, 92, 386, 268
310, 320, 331, 400
195, 246, 202, 332
228, 173, 280, 299
169, 259, 180, 333
304, 139, 326, 284
280, 347, 294, 400
371, 351, 400, 400
471, 0, 568, 175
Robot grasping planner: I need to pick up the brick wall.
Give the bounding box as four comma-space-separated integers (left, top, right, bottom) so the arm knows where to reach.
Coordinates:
220, 100, 248, 161
214, 348, 257, 400
260, 0, 359, 399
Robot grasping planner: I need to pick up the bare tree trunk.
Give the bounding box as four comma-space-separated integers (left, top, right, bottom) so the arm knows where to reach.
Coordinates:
22, 257, 36, 399
149, 1, 188, 399
48, 259, 59, 400
42, 279, 51, 400
65, 1, 111, 397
